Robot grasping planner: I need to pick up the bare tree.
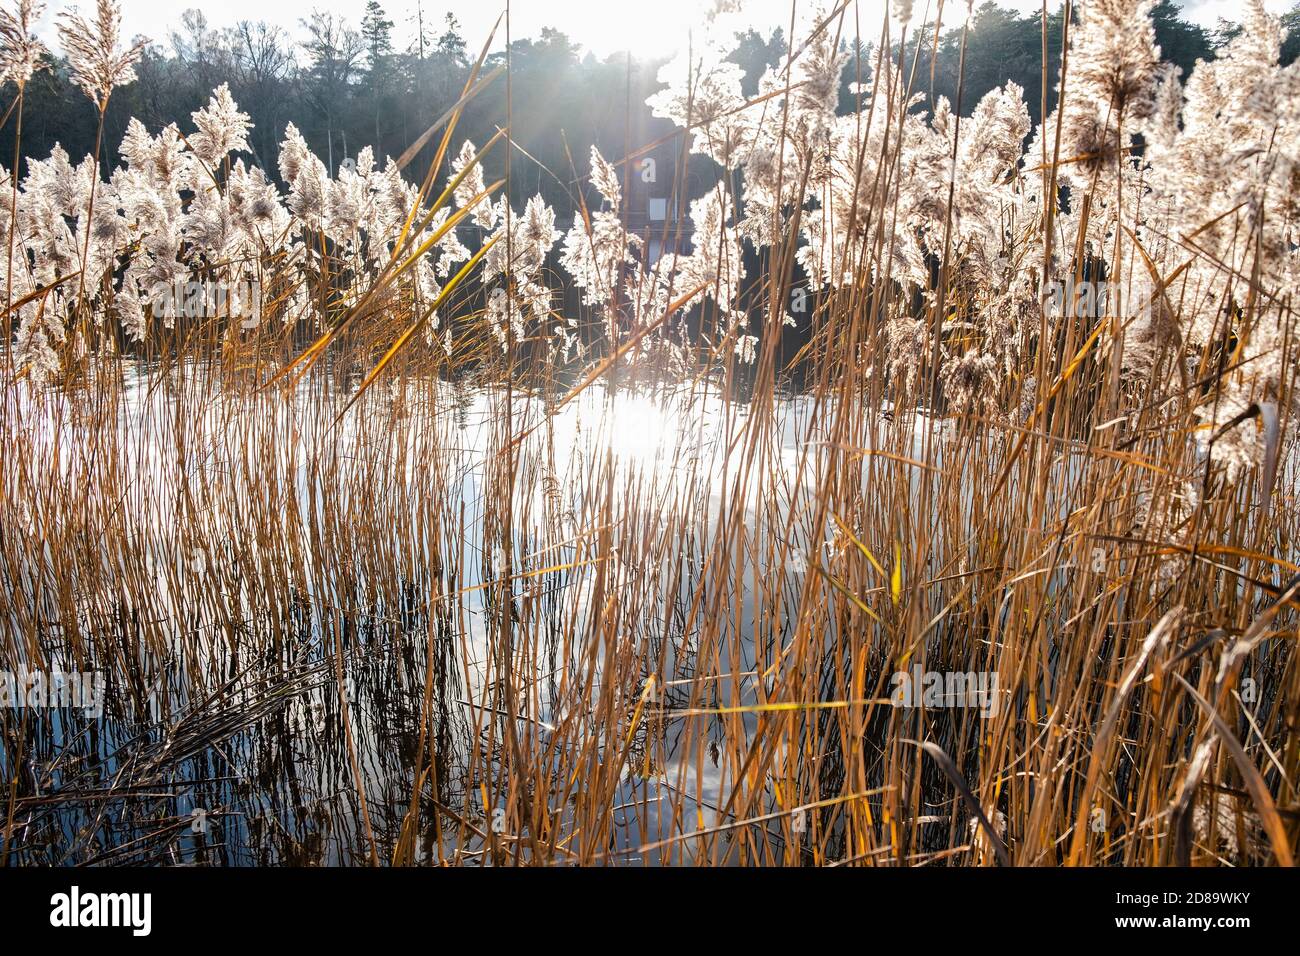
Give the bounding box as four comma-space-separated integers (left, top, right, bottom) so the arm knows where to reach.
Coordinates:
169, 9, 232, 98
300, 10, 363, 175
229, 21, 297, 170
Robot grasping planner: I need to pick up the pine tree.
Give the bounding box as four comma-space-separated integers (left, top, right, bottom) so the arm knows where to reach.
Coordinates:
436, 13, 467, 67
360, 0, 394, 145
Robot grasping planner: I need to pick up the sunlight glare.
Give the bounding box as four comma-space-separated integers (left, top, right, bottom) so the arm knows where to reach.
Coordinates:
605, 392, 685, 464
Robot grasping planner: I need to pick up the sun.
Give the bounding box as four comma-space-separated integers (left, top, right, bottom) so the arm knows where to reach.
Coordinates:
555, 0, 696, 60
514, 0, 782, 61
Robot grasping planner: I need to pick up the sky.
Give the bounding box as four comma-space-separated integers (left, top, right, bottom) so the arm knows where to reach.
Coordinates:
29, 0, 1296, 62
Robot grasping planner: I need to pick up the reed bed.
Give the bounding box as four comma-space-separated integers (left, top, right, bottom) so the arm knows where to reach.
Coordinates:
2, 0, 1299, 866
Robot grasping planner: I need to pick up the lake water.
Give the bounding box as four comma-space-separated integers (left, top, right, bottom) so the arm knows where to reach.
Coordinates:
2, 360, 871, 865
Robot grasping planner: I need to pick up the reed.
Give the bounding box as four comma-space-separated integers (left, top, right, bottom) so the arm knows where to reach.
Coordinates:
1, 0, 1297, 866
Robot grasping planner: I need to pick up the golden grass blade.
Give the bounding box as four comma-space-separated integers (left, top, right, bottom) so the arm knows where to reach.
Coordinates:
335, 235, 502, 419
1068, 608, 1183, 864
907, 739, 1010, 866
1173, 673, 1295, 867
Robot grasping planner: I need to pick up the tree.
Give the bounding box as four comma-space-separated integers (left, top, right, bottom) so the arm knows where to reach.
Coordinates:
170, 9, 229, 95
360, 1, 394, 68
360, 1, 395, 145
300, 10, 363, 173
1150, 0, 1214, 78
728, 28, 785, 97
229, 22, 296, 171
1282, 2, 1300, 66
436, 13, 468, 67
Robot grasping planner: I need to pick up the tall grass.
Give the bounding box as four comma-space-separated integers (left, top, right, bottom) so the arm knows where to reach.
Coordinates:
1, 0, 1298, 866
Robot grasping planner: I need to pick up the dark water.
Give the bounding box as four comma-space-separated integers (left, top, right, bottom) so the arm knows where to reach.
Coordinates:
2, 364, 849, 865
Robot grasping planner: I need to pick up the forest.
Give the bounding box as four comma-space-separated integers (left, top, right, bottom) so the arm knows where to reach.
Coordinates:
3, 0, 1296, 214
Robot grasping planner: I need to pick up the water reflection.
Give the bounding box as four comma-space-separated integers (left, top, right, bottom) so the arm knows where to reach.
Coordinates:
1, 362, 831, 865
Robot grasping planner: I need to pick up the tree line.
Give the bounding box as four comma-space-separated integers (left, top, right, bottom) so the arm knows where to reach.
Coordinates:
2, 0, 1296, 219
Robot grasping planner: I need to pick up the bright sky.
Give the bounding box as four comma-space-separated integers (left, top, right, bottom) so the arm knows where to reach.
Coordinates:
30, 0, 1296, 61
